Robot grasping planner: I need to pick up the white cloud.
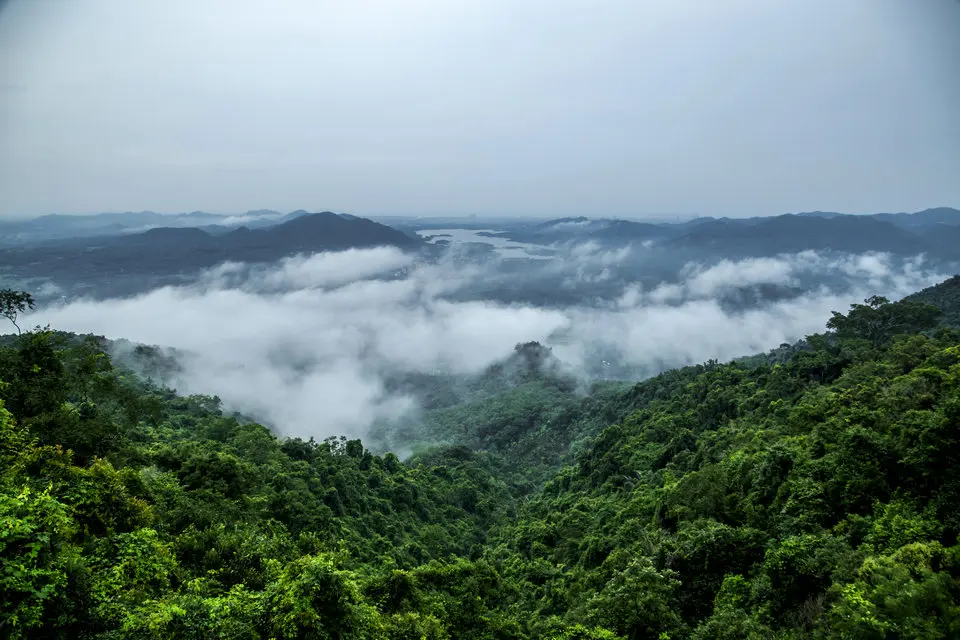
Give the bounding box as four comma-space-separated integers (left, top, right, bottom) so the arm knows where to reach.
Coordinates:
682, 256, 798, 297
30, 247, 948, 442
255, 247, 414, 290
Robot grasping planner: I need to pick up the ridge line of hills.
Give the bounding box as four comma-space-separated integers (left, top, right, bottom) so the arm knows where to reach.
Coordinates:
2, 205, 958, 244
0, 212, 423, 287
3, 205, 960, 306
486, 206, 960, 258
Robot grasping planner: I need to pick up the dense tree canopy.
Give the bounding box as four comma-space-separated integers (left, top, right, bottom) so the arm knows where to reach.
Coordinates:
1, 284, 959, 637
826, 295, 941, 347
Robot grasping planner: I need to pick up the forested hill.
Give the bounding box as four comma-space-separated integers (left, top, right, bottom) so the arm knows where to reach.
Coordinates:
1, 283, 960, 637
906, 275, 960, 329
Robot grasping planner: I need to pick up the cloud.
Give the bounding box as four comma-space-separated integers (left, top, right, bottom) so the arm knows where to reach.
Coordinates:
567, 242, 632, 266
33, 281, 63, 297
544, 219, 595, 230
218, 212, 283, 226
681, 256, 798, 297
202, 247, 416, 292
554, 243, 633, 287
556, 252, 944, 374
34, 251, 567, 438
30, 247, 948, 442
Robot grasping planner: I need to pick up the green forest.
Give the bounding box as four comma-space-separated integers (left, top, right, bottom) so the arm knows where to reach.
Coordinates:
1, 278, 960, 638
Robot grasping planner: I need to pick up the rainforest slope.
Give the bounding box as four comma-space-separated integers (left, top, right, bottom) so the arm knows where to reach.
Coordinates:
0, 286, 958, 638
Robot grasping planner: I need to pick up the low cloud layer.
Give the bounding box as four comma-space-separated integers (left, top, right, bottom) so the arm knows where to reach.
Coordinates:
31, 247, 948, 441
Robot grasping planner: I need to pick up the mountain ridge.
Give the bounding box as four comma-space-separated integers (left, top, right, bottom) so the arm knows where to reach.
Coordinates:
0, 212, 423, 287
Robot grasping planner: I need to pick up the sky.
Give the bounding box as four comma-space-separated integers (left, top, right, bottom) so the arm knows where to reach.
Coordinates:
1, 0, 958, 219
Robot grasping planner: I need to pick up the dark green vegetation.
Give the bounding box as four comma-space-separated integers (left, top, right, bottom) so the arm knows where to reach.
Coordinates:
370, 342, 635, 488
907, 275, 960, 331
2, 280, 960, 638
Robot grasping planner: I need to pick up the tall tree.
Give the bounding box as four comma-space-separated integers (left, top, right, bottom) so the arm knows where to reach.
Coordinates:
0, 289, 35, 336
827, 295, 942, 347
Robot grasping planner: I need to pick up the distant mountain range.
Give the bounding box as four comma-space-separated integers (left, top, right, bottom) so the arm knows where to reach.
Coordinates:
492, 207, 960, 259
2, 206, 958, 303
0, 212, 422, 290
0, 209, 314, 244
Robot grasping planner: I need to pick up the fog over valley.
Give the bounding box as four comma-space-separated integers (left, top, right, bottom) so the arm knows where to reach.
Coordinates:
25, 236, 951, 442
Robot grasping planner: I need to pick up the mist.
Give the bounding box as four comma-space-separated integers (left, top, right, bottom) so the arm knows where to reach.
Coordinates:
30, 247, 948, 441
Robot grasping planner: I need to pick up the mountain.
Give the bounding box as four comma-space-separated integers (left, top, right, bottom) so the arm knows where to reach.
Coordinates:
254, 211, 419, 250
587, 219, 669, 241
0, 209, 292, 244
486, 207, 960, 256
669, 213, 927, 256
873, 206, 960, 229
125, 226, 216, 247
492, 207, 960, 252
794, 210, 847, 219
491, 217, 676, 246
0, 211, 172, 244
0, 212, 423, 288
913, 222, 960, 258
787, 206, 960, 230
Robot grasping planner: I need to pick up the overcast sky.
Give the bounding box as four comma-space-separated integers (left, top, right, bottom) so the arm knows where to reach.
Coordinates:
1, 0, 958, 219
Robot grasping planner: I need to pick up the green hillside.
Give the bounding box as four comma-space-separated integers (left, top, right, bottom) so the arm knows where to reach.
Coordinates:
906, 275, 960, 329
1, 283, 959, 638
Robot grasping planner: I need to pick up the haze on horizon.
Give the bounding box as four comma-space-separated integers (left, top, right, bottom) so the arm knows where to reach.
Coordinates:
1, 0, 958, 220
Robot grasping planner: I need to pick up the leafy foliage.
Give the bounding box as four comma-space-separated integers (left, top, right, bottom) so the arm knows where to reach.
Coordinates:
826, 295, 941, 347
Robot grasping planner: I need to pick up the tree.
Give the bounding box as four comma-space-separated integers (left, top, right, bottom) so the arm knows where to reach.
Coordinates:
827, 542, 960, 638
0, 290, 35, 336
4, 330, 68, 421
583, 555, 685, 639
264, 553, 380, 639
827, 296, 942, 348
0, 486, 78, 636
